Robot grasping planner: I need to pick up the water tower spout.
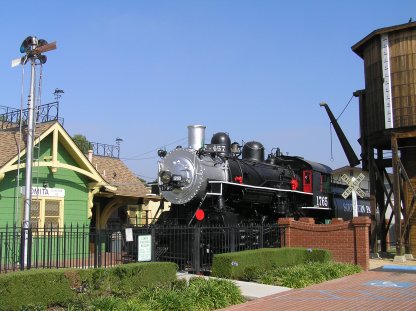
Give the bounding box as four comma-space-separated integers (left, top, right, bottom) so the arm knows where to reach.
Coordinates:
320, 102, 360, 167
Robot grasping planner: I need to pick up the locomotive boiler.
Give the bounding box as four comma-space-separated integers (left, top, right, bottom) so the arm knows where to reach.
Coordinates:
156, 125, 344, 225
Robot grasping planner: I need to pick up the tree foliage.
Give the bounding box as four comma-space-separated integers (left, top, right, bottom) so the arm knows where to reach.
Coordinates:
72, 134, 92, 154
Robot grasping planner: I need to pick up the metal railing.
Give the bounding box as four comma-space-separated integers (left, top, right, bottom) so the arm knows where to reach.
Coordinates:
76, 141, 120, 158
0, 102, 63, 129
0, 223, 283, 274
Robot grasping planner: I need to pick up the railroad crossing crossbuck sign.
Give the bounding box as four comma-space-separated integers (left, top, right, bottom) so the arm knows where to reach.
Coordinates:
341, 173, 365, 217
341, 173, 365, 199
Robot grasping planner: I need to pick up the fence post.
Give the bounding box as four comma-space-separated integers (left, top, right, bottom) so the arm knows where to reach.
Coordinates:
27, 227, 32, 269
259, 225, 264, 248
95, 229, 102, 268
193, 226, 201, 274
19, 226, 25, 271
151, 226, 156, 261
230, 227, 235, 252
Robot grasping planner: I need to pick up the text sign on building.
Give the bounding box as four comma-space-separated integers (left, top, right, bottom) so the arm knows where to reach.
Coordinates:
137, 235, 152, 262
21, 186, 65, 198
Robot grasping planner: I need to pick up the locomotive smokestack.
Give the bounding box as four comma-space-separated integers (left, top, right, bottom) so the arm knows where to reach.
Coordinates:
187, 125, 206, 150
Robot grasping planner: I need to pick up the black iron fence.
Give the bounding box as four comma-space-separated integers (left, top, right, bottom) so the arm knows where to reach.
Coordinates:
0, 224, 283, 274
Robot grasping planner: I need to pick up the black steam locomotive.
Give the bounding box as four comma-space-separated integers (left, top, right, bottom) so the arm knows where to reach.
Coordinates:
156, 125, 369, 226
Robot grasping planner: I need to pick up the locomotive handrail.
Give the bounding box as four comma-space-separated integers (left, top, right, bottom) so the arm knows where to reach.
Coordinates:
208, 180, 313, 195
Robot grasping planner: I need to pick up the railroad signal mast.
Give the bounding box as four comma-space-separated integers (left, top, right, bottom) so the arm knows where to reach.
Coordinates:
12, 36, 56, 267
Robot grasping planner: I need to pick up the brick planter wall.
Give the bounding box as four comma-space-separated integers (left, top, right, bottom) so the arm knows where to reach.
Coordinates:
278, 216, 371, 270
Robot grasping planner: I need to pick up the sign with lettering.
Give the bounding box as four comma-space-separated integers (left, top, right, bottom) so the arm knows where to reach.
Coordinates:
137, 235, 152, 262
341, 173, 365, 218
21, 186, 65, 198
341, 173, 365, 199
125, 228, 133, 242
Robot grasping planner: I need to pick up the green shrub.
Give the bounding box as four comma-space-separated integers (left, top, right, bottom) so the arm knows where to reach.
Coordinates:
211, 247, 331, 280
240, 265, 262, 282
0, 269, 75, 310
260, 261, 362, 288
134, 278, 244, 311
138, 286, 190, 311
89, 296, 123, 310
79, 262, 177, 298
0, 262, 177, 310
186, 278, 244, 310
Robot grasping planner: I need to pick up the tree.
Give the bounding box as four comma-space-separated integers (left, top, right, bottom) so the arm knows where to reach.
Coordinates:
72, 134, 92, 154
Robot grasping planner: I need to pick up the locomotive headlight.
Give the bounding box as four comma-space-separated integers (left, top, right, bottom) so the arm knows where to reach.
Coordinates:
160, 171, 172, 184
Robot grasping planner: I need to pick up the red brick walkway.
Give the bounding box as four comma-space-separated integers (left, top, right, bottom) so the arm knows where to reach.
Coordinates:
221, 271, 416, 311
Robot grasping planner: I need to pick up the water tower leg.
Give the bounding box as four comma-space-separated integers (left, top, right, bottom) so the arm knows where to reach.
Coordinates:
391, 134, 403, 255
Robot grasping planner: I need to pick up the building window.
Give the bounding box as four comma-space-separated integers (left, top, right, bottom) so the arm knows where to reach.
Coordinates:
29, 198, 63, 229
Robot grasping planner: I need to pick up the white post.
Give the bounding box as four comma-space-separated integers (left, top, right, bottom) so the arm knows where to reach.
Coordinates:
22, 57, 36, 267
352, 190, 358, 218
351, 177, 358, 218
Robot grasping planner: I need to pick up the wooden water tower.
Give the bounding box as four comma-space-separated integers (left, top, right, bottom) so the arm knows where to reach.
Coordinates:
352, 21, 416, 256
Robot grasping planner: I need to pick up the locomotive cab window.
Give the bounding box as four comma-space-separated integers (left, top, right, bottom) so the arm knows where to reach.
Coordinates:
303, 170, 312, 193
320, 174, 331, 192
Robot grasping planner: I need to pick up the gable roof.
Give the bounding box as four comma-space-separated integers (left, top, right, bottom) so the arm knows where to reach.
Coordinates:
0, 121, 108, 185
0, 122, 55, 168
90, 155, 149, 198
0, 121, 149, 198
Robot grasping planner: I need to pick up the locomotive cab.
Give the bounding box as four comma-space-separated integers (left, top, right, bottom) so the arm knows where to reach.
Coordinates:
301, 162, 332, 208
278, 156, 332, 218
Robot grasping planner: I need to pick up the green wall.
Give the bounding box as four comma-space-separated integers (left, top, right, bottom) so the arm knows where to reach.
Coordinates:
0, 134, 91, 227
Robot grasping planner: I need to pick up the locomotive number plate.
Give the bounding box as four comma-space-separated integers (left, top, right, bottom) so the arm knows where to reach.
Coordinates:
160, 185, 173, 191
316, 195, 328, 207
172, 175, 182, 181
205, 144, 226, 153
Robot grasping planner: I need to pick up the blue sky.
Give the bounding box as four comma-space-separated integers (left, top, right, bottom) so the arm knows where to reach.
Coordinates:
1, 1, 415, 181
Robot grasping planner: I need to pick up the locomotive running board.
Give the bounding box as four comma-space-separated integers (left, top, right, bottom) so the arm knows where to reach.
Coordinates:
301, 206, 331, 210
207, 181, 313, 196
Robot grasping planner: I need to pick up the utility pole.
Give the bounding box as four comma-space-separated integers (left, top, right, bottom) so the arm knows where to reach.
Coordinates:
12, 36, 56, 267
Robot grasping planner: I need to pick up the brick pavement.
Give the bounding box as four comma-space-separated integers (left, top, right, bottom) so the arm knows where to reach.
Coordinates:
220, 270, 416, 311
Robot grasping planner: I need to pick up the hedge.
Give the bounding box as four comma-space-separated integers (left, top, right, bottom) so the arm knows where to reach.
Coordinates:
0, 262, 177, 310
211, 247, 332, 279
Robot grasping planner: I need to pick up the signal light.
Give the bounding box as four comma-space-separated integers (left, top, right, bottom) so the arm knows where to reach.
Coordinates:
195, 209, 205, 221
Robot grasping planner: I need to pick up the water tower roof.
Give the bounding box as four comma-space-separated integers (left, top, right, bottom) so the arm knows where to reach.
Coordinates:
352, 21, 416, 58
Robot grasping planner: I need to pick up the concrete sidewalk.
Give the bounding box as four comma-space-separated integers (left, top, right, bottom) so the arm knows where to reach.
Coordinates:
176, 272, 291, 299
